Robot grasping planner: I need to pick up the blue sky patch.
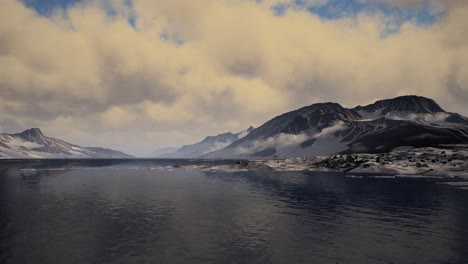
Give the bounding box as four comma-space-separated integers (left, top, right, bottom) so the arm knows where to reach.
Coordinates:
23, 0, 443, 34
22, 0, 82, 16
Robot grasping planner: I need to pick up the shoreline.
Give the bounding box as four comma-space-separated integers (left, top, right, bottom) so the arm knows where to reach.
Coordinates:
180, 145, 468, 179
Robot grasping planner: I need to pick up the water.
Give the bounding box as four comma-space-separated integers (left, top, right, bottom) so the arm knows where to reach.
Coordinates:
1, 160, 468, 264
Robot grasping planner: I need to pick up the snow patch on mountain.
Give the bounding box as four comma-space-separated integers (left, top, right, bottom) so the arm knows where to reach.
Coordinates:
203, 96, 468, 159
4, 136, 43, 149
0, 128, 132, 159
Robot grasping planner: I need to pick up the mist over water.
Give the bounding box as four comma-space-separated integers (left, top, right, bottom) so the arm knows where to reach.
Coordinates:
1, 160, 468, 264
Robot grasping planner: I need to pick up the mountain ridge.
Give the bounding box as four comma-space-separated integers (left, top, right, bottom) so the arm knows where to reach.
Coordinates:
0, 128, 133, 159
354, 95, 445, 115
153, 126, 255, 158
3, 95, 467, 159
202, 95, 468, 159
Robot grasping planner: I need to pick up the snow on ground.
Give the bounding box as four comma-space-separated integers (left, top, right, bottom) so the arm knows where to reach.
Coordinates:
179, 145, 468, 180
6, 137, 43, 149
0, 135, 93, 159
0, 135, 43, 158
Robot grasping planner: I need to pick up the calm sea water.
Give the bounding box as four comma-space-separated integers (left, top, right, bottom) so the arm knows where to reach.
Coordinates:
1, 160, 468, 264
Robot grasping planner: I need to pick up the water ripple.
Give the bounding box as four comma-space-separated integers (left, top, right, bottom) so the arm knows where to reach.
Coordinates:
0, 162, 467, 263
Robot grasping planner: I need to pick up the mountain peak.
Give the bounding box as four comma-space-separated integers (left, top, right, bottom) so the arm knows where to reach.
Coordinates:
20, 128, 44, 137
306, 102, 343, 109
355, 95, 445, 115
0, 128, 133, 158
17, 128, 46, 143
242, 126, 255, 134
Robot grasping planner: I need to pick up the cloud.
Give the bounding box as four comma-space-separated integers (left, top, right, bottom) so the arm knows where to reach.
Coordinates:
386, 112, 450, 123
234, 120, 348, 155
0, 0, 468, 156
314, 121, 347, 138
235, 133, 310, 155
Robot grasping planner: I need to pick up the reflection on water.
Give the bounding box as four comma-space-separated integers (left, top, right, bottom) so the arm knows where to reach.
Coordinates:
1, 160, 468, 264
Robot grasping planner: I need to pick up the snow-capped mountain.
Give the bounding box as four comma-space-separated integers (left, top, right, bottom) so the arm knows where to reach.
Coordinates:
0, 128, 133, 159
354, 95, 468, 124
203, 95, 468, 159
354, 95, 445, 115
154, 126, 255, 158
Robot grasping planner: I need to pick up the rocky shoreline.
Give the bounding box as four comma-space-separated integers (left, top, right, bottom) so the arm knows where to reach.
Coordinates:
180, 145, 468, 179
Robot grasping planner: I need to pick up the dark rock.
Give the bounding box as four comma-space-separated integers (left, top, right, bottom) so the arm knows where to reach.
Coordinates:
237, 161, 249, 168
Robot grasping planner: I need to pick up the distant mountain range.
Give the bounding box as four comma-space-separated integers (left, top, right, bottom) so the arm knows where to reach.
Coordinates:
150, 147, 180, 157
201, 95, 468, 159
2, 95, 467, 159
154, 126, 255, 158
0, 128, 132, 159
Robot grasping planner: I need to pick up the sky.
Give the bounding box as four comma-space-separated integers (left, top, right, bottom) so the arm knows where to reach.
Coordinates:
0, 0, 467, 156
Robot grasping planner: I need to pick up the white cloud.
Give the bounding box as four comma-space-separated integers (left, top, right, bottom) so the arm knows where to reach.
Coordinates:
0, 0, 467, 156
235, 133, 310, 154
387, 112, 450, 123
314, 121, 347, 138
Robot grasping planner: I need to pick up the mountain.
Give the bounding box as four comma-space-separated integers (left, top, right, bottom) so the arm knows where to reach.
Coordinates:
203, 95, 468, 159
150, 147, 180, 157
0, 128, 133, 159
354, 95, 445, 115
154, 126, 255, 158
354, 95, 468, 124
